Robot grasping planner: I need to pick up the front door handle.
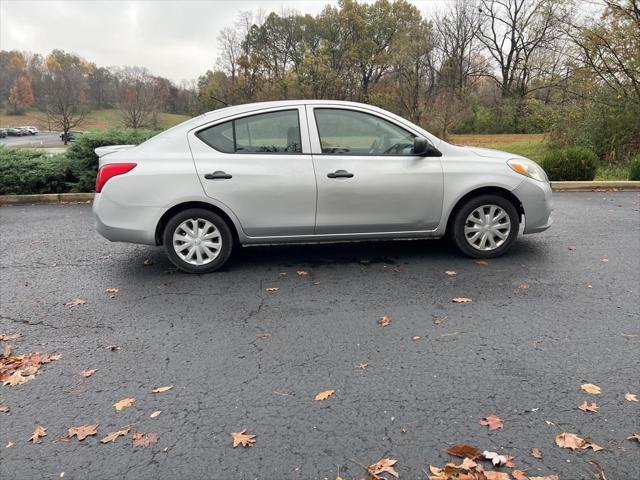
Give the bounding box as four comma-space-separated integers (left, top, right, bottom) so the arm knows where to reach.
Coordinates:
327, 169, 354, 179
204, 171, 232, 180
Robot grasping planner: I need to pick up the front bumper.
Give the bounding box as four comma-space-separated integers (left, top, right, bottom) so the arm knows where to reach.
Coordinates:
512, 178, 553, 234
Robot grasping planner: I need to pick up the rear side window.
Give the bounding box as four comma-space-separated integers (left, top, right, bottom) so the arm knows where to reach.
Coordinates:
197, 110, 302, 154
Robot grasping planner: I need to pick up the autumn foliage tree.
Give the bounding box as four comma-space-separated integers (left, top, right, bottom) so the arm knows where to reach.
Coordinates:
7, 76, 34, 114
116, 67, 167, 129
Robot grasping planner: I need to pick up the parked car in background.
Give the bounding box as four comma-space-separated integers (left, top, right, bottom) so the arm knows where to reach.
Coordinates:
20, 126, 39, 135
7, 127, 28, 136
93, 100, 553, 273
0, 128, 7, 138
60, 131, 81, 142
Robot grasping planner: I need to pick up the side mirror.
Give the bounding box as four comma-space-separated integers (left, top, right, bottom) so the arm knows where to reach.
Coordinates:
413, 136, 442, 157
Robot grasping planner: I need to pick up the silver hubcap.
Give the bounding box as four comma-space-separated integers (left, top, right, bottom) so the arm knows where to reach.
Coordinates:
464, 204, 511, 251
172, 218, 221, 266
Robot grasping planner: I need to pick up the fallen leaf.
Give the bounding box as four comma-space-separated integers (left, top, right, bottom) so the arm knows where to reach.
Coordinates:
151, 385, 173, 393
0, 403, 9, 414
296, 270, 309, 276
230, 429, 255, 448
265, 287, 279, 293
512, 470, 529, 480
531, 447, 543, 459
445, 270, 457, 276
64, 298, 86, 308
429, 464, 443, 475
581, 383, 601, 394
150, 410, 162, 418
100, 428, 129, 444
626, 433, 640, 442
143, 259, 153, 266
80, 369, 96, 378
624, 392, 638, 402
529, 476, 559, 480
0, 333, 19, 341
589, 460, 607, 480
3, 371, 35, 386
355, 363, 368, 369
411, 335, 421, 341
367, 458, 399, 479
113, 398, 135, 411
518, 283, 529, 289
29, 425, 47, 443
378, 315, 391, 327
392, 266, 402, 273
485, 473, 509, 480
482, 450, 508, 466
5, 441, 13, 448
452, 297, 472, 303
474, 260, 489, 266
314, 389, 335, 401
578, 401, 599, 412
132, 431, 158, 448
68, 424, 98, 441
479, 415, 503, 430
432, 315, 447, 325
446, 444, 480, 459
555, 432, 602, 451
600, 258, 609, 262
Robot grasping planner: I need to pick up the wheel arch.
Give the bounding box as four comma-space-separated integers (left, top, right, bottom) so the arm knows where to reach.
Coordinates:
445, 186, 524, 235
155, 201, 240, 246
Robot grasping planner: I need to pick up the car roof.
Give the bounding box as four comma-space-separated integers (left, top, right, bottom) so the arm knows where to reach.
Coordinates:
200, 99, 390, 118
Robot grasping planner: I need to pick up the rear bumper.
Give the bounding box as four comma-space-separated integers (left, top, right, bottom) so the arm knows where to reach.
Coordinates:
513, 178, 553, 234
93, 193, 160, 245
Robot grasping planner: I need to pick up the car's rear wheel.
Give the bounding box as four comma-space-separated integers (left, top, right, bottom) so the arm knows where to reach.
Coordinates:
451, 194, 519, 258
163, 208, 233, 273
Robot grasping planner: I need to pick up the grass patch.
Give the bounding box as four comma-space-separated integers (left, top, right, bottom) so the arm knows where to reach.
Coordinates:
594, 164, 632, 181
0, 109, 190, 131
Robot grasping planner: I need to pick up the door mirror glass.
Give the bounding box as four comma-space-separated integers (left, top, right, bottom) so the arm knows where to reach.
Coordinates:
413, 136, 441, 157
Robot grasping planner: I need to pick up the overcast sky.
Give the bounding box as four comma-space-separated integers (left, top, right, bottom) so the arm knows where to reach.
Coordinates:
1, 0, 447, 83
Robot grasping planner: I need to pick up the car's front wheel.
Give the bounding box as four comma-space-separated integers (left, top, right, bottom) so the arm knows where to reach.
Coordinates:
451, 194, 519, 258
163, 208, 233, 273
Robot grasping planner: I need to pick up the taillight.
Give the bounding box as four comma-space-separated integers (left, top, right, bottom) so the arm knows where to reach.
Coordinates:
95, 163, 137, 192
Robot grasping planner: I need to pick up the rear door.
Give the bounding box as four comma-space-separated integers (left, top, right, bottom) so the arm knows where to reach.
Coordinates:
188, 106, 316, 237
307, 106, 443, 234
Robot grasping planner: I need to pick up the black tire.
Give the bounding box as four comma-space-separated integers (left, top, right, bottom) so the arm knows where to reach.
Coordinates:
163, 208, 233, 273
451, 194, 519, 259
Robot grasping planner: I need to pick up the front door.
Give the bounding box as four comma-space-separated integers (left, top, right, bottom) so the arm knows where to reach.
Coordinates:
188, 107, 316, 237
307, 106, 443, 234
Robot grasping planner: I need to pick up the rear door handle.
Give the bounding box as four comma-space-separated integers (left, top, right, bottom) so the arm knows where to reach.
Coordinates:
204, 171, 232, 180
327, 169, 354, 179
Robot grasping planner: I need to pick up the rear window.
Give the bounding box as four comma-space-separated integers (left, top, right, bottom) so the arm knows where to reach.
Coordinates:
197, 110, 301, 154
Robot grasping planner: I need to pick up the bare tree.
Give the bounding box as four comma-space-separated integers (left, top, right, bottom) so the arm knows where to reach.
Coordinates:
42, 50, 89, 144
116, 67, 161, 129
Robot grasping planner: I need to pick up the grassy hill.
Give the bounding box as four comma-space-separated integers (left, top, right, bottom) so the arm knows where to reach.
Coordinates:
0, 109, 191, 131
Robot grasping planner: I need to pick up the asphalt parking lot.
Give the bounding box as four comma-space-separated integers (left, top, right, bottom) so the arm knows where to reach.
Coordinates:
0, 193, 638, 480
0, 131, 63, 147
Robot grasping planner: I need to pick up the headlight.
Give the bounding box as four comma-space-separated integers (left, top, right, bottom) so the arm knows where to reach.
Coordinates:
507, 159, 548, 182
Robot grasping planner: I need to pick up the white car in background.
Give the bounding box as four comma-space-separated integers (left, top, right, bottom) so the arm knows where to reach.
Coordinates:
93, 100, 552, 273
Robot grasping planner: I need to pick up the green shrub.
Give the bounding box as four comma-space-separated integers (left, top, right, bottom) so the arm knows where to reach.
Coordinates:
541, 147, 598, 181
0, 146, 76, 195
66, 128, 157, 191
629, 156, 640, 181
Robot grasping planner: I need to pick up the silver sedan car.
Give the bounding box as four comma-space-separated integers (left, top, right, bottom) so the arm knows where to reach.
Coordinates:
93, 100, 552, 273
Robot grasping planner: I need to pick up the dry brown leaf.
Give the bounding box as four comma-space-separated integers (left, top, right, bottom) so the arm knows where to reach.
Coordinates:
452, 297, 472, 303
64, 298, 86, 308
29, 425, 47, 443
113, 398, 135, 411
474, 260, 489, 266
578, 401, 599, 412
581, 383, 601, 394
445, 271, 457, 276
378, 315, 391, 327
555, 432, 602, 451
0, 403, 9, 414
5, 441, 13, 448
355, 363, 368, 369
529, 477, 559, 480
3, 371, 35, 386
432, 315, 447, 325
484, 472, 509, 480
512, 470, 529, 480
150, 410, 162, 418
624, 392, 638, 402
531, 447, 543, 459
151, 385, 173, 393
265, 287, 279, 293
479, 415, 503, 430
68, 424, 98, 441
105, 287, 119, 295
80, 369, 96, 378
100, 428, 129, 444
411, 335, 421, 341
132, 431, 158, 448
367, 458, 399, 479
482, 450, 508, 466
518, 283, 529, 289
446, 444, 480, 459
627, 433, 640, 442
143, 259, 153, 266
230, 429, 255, 448
296, 270, 309, 276
0, 333, 20, 341
314, 389, 335, 401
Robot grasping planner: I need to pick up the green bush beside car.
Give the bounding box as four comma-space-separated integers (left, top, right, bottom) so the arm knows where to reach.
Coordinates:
541, 147, 598, 181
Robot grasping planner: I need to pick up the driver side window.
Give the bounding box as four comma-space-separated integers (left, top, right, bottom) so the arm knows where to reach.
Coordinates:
314, 108, 415, 155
